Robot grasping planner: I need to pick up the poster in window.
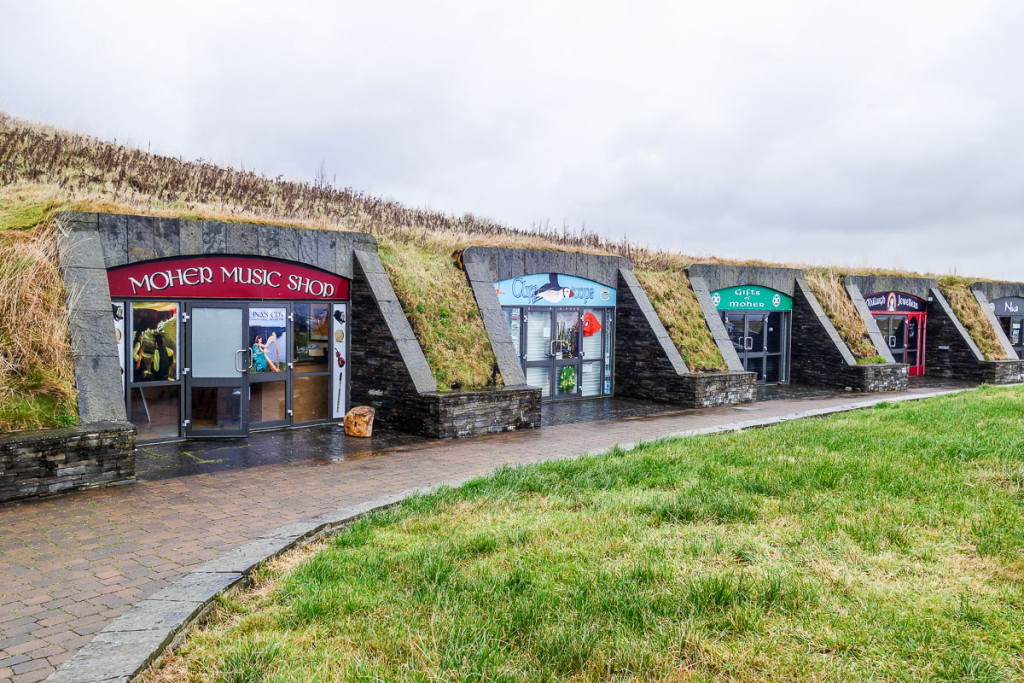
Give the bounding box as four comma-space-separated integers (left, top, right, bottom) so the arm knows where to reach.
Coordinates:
113, 303, 125, 390
130, 302, 178, 383
311, 304, 329, 341
249, 307, 287, 373
331, 304, 348, 419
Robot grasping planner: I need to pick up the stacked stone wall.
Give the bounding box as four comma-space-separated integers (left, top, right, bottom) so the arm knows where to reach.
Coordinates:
1, 423, 135, 503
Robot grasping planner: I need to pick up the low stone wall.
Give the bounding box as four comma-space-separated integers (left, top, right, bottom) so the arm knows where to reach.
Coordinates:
0, 422, 136, 504
424, 387, 542, 439
840, 363, 909, 392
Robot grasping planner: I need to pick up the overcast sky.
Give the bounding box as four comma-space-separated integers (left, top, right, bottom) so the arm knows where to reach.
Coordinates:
2, 1, 1023, 279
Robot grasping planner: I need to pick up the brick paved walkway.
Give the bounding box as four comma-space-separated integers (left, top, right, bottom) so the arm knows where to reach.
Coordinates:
0, 387, 965, 682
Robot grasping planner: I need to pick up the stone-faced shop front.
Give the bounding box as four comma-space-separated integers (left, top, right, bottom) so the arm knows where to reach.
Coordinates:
108, 255, 350, 442
57, 212, 541, 449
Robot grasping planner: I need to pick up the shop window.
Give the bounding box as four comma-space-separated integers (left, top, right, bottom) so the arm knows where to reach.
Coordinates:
293, 303, 330, 373
130, 385, 181, 442
130, 302, 179, 383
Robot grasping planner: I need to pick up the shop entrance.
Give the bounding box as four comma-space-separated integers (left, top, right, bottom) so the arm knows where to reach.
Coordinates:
496, 273, 616, 402
722, 311, 790, 383
109, 255, 350, 443
712, 286, 792, 385
864, 292, 927, 375
992, 297, 1024, 359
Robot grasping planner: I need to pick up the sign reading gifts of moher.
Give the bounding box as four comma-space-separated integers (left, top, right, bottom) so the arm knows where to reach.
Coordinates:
107, 255, 350, 300
494, 274, 616, 307
991, 297, 1024, 317
711, 286, 792, 311
864, 292, 925, 313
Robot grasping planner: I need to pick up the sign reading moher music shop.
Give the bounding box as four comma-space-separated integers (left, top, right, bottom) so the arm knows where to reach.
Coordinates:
107, 255, 349, 300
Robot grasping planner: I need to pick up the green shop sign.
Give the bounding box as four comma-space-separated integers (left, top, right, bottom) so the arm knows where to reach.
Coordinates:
711, 285, 792, 311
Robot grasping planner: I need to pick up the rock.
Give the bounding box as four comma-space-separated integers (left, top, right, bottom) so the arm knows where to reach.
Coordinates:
344, 406, 375, 438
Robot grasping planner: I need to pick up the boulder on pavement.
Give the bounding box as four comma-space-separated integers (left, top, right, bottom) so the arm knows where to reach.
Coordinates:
344, 406, 375, 437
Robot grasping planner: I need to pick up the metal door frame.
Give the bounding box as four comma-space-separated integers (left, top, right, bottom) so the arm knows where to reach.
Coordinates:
184, 301, 250, 438
247, 302, 293, 431
721, 310, 790, 384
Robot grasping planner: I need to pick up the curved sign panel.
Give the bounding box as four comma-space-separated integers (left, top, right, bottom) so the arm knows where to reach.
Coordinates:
711, 285, 792, 311
108, 255, 349, 300
495, 273, 616, 307
865, 291, 925, 313
991, 297, 1024, 317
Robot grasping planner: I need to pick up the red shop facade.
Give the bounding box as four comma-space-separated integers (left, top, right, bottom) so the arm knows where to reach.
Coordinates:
108, 255, 351, 443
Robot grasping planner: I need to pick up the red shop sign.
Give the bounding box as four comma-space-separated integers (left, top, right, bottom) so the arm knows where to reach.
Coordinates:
107, 255, 350, 300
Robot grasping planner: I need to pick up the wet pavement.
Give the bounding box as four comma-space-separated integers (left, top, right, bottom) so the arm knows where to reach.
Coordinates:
136, 426, 428, 482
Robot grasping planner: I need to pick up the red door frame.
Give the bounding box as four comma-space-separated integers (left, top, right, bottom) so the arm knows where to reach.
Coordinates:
905, 312, 926, 376
872, 310, 926, 376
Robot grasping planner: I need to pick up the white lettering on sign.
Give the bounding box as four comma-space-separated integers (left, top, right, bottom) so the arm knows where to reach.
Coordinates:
865, 295, 887, 308
287, 274, 335, 298
219, 266, 282, 288
128, 266, 214, 294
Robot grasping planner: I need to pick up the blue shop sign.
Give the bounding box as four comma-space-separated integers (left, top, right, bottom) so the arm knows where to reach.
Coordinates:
495, 274, 616, 307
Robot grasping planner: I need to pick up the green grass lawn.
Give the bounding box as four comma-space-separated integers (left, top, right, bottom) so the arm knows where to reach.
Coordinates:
152, 387, 1024, 682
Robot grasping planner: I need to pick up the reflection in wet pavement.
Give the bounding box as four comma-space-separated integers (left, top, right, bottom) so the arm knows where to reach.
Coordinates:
136, 426, 429, 481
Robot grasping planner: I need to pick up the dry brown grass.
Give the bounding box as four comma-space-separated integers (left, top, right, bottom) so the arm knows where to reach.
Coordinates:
0, 219, 77, 430
634, 268, 727, 372
804, 268, 881, 359
938, 276, 1009, 361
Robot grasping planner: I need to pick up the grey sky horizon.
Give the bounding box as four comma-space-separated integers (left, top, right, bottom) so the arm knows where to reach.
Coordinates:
2, 1, 1022, 280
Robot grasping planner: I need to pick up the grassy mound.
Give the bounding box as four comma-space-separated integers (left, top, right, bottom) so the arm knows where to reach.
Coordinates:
634, 267, 727, 372
804, 268, 881, 360
939, 276, 1009, 361
149, 386, 1024, 682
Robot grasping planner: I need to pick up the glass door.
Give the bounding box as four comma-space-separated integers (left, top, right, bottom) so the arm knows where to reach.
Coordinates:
247, 304, 290, 430
523, 309, 552, 398
551, 309, 582, 400
1000, 317, 1023, 359
185, 303, 248, 437
721, 311, 789, 384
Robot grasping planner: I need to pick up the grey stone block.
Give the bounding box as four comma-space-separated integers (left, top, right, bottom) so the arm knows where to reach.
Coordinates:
463, 259, 494, 286
46, 628, 170, 682
149, 571, 243, 603
152, 218, 180, 258
363, 271, 400, 303
74, 355, 127, 423
395, 338, 439, 392
258, 223, 282, 258
333, 247, 354, 279
64, 267, 114, 312
69, 312, 119, 357
354, 248, 386, 274
101, 598, 203, 634
491, 341, 526, 384
316, 229, 338, 271
97, 213, 128, 267
296, 227, 319, 264
225, 222, 259, 255
179, 220, 203, 255
191, 537, 295, 574
58, 229, 106, 272
844, 275, 935, 301
201, 221, 227, 253
57, 211, 99, 232
126, 215, 156, 263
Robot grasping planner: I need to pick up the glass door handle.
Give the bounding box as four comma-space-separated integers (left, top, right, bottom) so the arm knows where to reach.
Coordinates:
744, 336, 753, 351
889, 336, 897, 348
550, 340, 561, 357
235, 349, 247, 372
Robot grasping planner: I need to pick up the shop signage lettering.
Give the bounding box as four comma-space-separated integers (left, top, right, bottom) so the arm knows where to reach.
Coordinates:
107, 255, 349, 300
711, 286, 792, 311
865, 292, 924, 313
494, 273, 616, 307
991, 297, 1024, 317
